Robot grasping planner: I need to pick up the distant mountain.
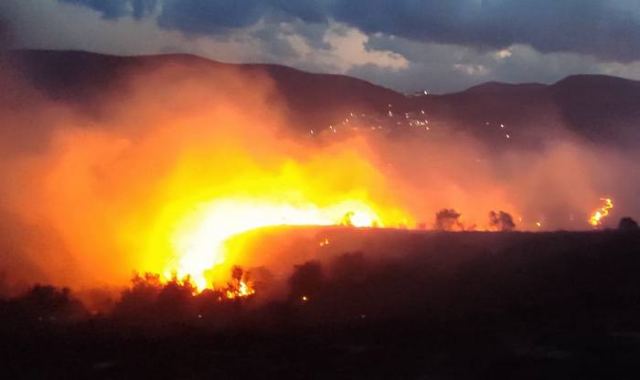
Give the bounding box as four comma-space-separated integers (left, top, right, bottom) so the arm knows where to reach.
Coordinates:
0, 50, 403, 135
2, 50, 639, 148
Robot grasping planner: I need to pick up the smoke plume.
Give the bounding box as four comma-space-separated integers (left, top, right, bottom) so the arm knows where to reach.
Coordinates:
0, 54, 638, 292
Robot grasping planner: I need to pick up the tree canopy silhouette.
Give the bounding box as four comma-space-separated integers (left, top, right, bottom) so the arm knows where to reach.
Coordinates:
434, 209, 463, 231
619, 217, 639, 231
489, 210, 516, 231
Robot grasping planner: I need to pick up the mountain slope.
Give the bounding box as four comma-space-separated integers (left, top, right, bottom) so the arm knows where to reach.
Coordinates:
2, 50, 639, 147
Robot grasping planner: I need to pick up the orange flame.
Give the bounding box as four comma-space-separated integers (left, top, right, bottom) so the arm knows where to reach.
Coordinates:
166, 199, 392, 291
589, 197, 614, 227
225, 279, 256, 299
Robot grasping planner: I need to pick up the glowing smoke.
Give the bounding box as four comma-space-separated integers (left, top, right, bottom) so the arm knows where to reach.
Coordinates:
0, 55, 638, 292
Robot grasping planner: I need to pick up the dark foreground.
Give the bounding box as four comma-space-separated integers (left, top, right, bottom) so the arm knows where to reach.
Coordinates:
2, 230, 640, 379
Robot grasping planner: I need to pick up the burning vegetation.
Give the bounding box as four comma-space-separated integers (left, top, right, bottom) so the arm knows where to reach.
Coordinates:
0, 55, 637, 296
224, 266, 256, 300
3, 228, 640, 330
589, 197, 614, 228
3, 213, 640, 379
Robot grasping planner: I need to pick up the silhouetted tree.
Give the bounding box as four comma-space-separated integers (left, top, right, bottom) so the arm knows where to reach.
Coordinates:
113, 273, 163, 320
7, 285, 88, 323
289, 261, 324, 300
248, 266, 275, 293
341, 211, 355, 227
155, 277, 197, 322
489, 211, 516, 231
618, 217, 639, 231
232, 266, 243, 280
434, 209, 463, 231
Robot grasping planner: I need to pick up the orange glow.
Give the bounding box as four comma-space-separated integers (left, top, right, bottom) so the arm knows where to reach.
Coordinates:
167, 198, 390, 290
5, 60, 625, 292
589, 198, 614, 227
5, 66, 416, 290
225, 279, 256, 299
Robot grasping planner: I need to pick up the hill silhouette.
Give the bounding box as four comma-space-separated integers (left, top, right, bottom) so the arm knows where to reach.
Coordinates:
2, 50, 640, 148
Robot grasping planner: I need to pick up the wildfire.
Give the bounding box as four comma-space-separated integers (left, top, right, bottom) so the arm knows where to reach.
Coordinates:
225, 280, 256, 299
166, 198, 390, 291
589, 197, 614, 227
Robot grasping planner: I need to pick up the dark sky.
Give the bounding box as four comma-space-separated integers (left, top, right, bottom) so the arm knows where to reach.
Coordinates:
2, 0, 640, 93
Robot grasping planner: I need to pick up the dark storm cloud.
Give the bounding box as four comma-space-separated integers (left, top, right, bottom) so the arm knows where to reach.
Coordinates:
331, 0, 640, 62
59, 0, 640, 62
157, 0, 269, 34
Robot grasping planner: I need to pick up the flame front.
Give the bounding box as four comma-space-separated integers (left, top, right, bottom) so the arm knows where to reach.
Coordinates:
167, 198, 386, 290
589, 198, 614, 227
7, 63, 632, 293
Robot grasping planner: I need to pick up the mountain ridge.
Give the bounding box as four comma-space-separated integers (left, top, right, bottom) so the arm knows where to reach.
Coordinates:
2, 49, 639, 147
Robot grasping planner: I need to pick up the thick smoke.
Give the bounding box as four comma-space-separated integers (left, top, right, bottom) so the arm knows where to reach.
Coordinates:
0, 54, 639, 294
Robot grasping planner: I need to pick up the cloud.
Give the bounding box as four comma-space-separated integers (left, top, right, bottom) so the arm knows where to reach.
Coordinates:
3, 1, 407, 78
63, 0, 158, 20
59, 0, 640, 63
157, 0, 267, 34
1, 0, 295, 64
453, 63, 489, 76
0, 16, 10, 49
330, 0, 640, 62
4, 0, 640, 93
284, 21, 409, 74
494, 49, 512, 60
349, 36, 640, 93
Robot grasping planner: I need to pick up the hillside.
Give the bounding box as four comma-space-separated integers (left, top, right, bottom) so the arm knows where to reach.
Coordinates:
2, 50, 640, 148
2, 228, 640, 378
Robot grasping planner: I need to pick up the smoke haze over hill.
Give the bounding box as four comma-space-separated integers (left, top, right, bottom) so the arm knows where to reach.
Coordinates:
0, 50, 638, 292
